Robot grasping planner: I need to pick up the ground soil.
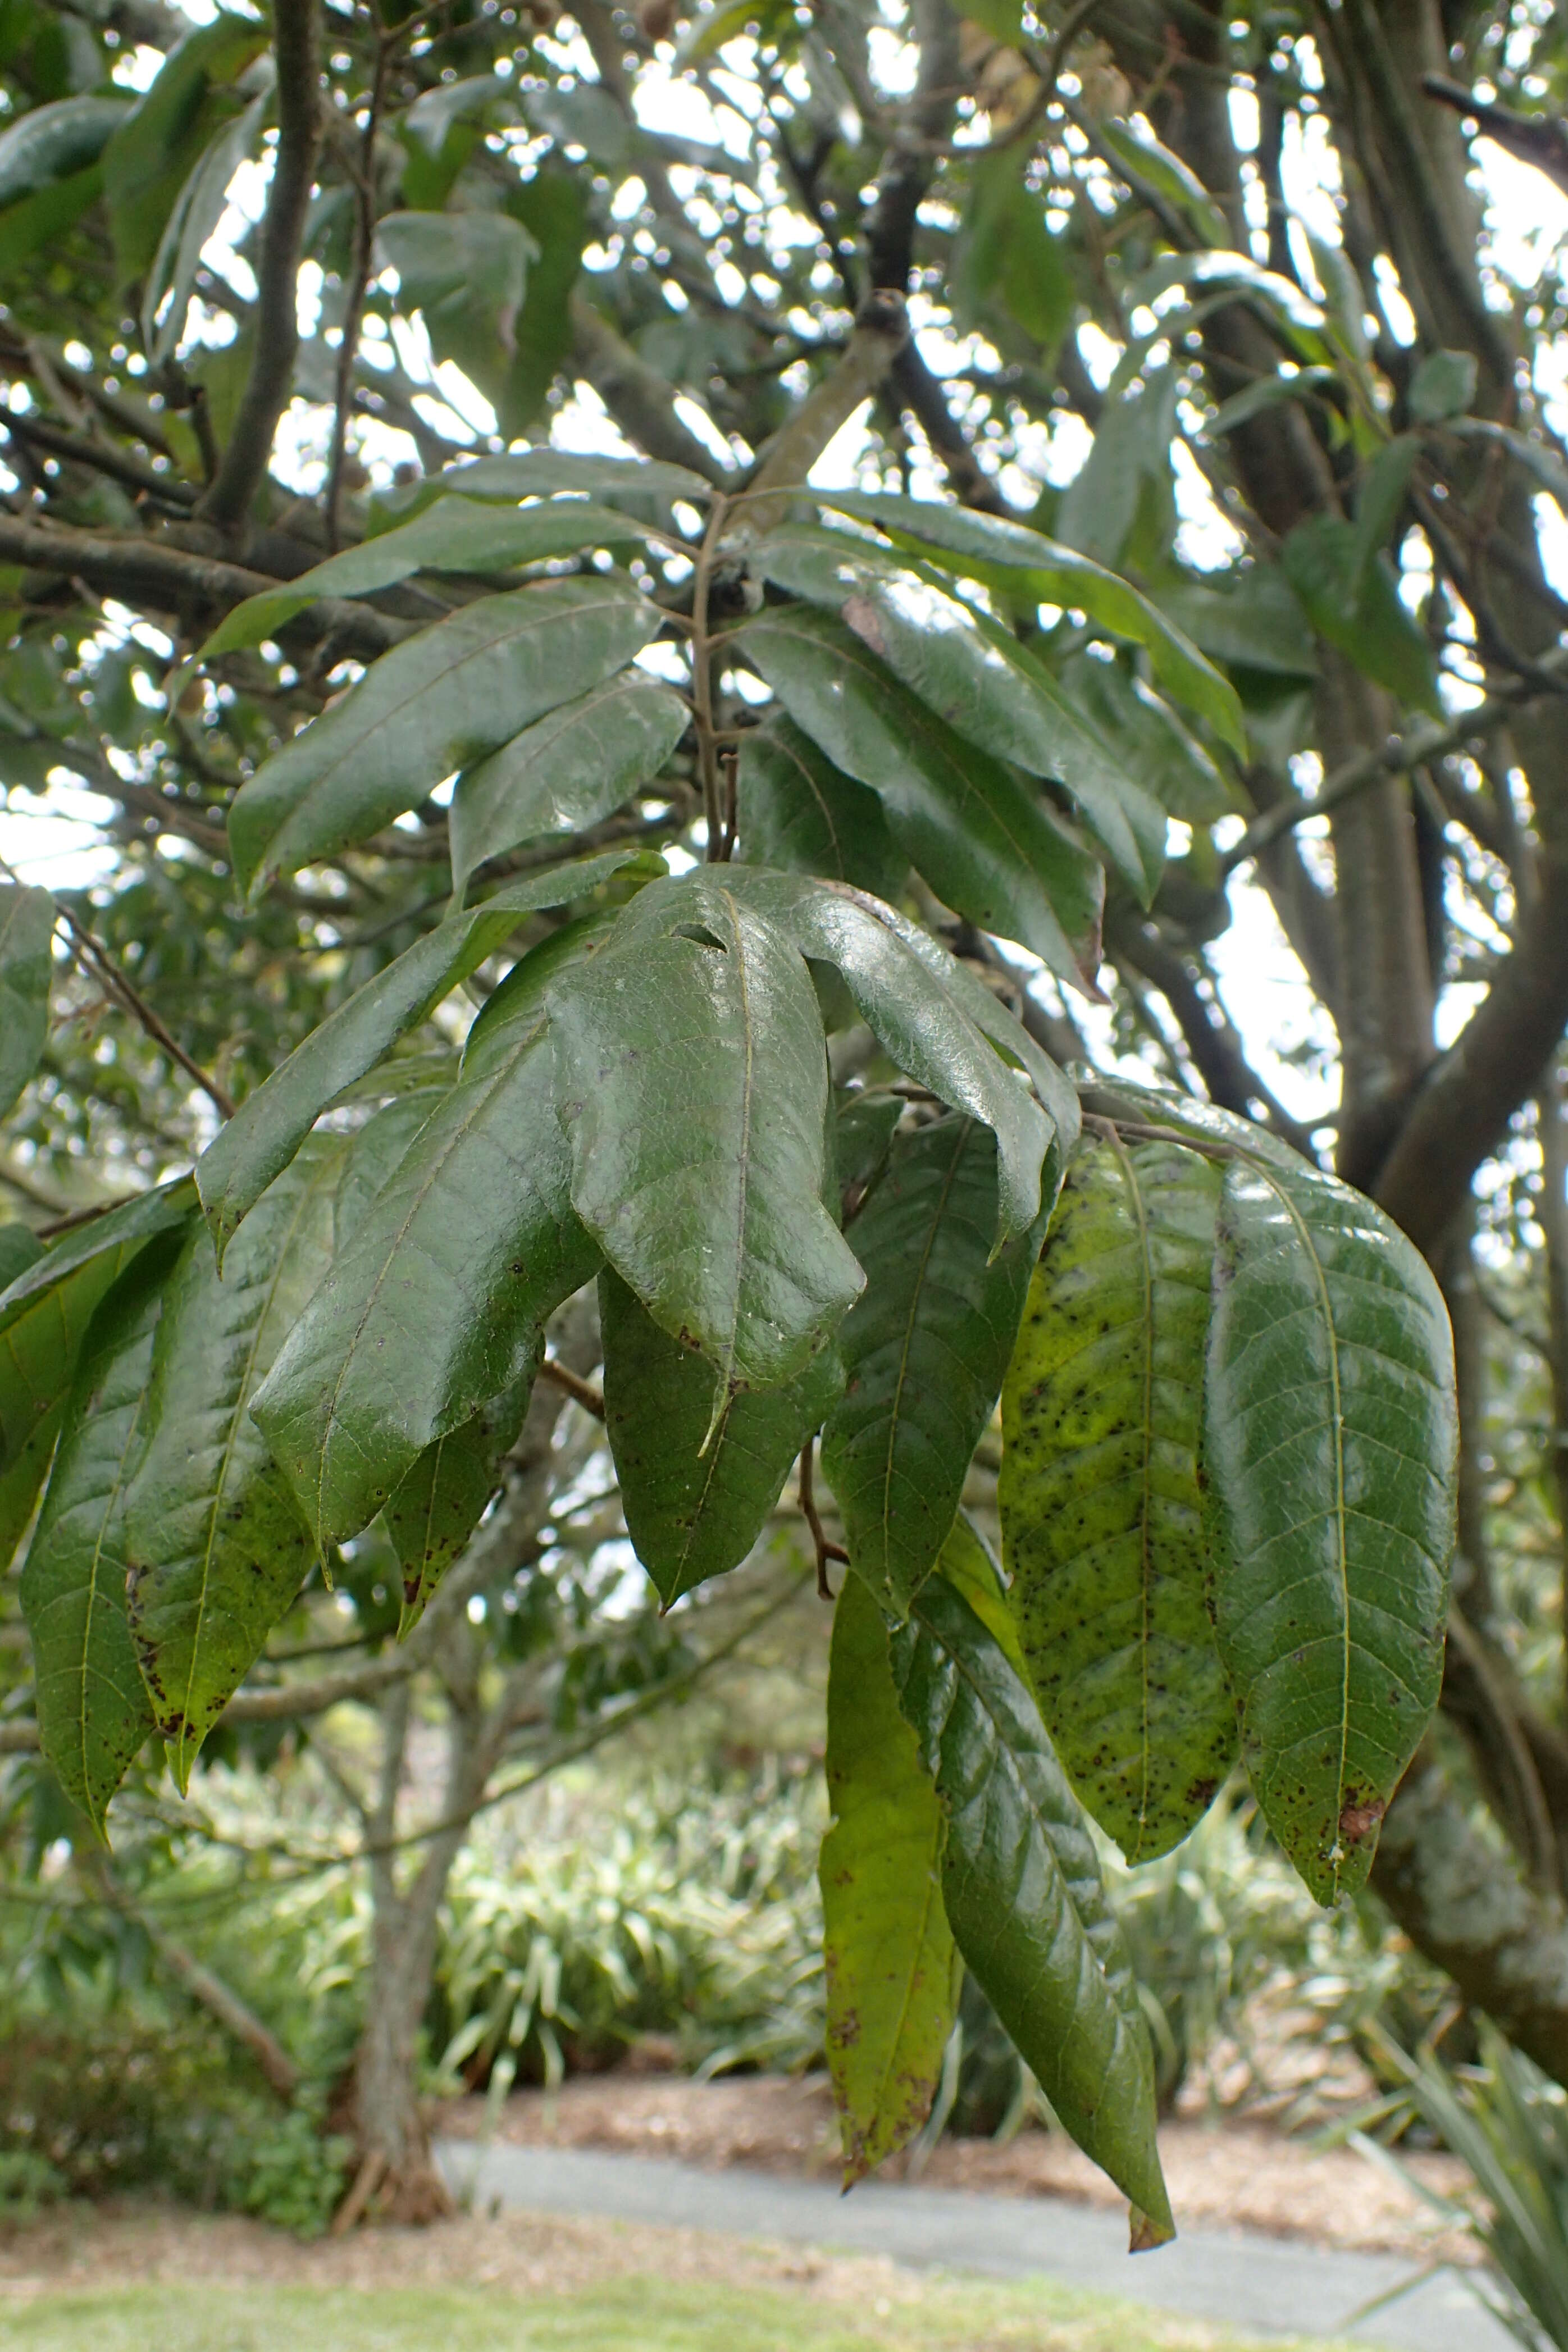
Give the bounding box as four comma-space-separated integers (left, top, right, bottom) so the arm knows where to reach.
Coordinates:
0, 2198, 931, 2314
435, 2071, 1475, 2265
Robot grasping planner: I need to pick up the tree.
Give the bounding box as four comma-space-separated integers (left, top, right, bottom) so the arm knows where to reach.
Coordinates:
6, 0, 1566, 2242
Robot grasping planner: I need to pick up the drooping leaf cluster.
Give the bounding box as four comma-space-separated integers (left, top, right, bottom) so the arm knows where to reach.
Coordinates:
0, 454, 1457, 2240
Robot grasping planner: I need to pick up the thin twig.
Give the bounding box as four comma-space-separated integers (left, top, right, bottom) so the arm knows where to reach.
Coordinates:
692, 491, 730, 859
798, 1437, 847, 1600
536, 1356, 605, 1420
326, 26, 396, 552
39, 881, 236, 1121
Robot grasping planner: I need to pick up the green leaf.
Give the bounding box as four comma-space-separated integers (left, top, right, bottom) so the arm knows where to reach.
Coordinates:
888, 1570, 1173, 2240
938, 1510, 1028, 1679
1206, 367, 1337, 440
1158, 575, 1318, 681
0, 93, 129, 207
1000, 1133, 1237, 1863
751, 524, 1162, 899
550, 878, 862, 1405
0, 158, 103, 265
99, 12, 267, 282
141, 86, 266, 365
252, 1017, 597, 1552
198, 499, 656, 659
388, 1372, 534, 1636
20, 1239, 177, 1833
821, 1118, 1053, 1615
228, 576, 663, 896
121, 1146, 339, 1788
601, 1266, 842, 1604
1351, 437, 1419, 582
400, 448, 712, 514
713, 865, 1070, 1243
0, 1181, 195, 1359
1099, 121, 1230, 249
451, 673, 687, 896
819, 491, 1243, 755
1058, 651, 1230, 827
1204, 1154, 1456, 1903
834, 1090, 903, 1216
375, 209, 537, 405
1279, 515, 1440, 717
196, 850, 661, 1258
736, 716, 907, 901
1410, 348, 1478, 423
954, 147, 1072, 357
742, 604, 1105, 990
500, 169, 586, 439
0, 879, 53, 1120
956, 0, 1022, 39
403, 73, 509, 156
333, 1090, 448, 1251
1058, 368, 1179, 572
821, 1567, 959, 2186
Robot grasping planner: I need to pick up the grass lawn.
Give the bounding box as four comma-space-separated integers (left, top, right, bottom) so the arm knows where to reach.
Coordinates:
0, 2273, 1359, 2351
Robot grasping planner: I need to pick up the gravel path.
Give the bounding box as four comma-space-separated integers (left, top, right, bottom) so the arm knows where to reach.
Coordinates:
436, 2138, 1514, 2351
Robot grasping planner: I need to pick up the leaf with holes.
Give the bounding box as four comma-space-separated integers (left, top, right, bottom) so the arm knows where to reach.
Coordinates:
821, 1566, 958, 2186
388, 1370, 535, 1635
821, 1117, 1055, 1616
600, 1266, 842, 1605
450, 673, 686, 895
1204, 1153, 1456, 1902
742, 605, 1104, 990
1000, 1133, 1236, 1862
197, 850, 660, 1259
21, 1238, 180, 1832
227, 576, 663, 896
889, 1570, 1173, 2241
122, 1139, 341, 1788
549, 880, 862, 1406
736, 716, 906, 901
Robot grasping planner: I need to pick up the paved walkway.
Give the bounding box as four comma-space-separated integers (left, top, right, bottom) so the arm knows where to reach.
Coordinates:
435, 2139, 1513, 2350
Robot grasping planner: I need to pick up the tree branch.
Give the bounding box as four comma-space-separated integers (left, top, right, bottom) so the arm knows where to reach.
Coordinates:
569, 294, 732, 486
200, 0, 322, 535
740, 299, 910, 536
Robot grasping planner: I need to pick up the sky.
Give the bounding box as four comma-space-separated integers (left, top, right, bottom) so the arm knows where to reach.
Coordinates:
6, 3, 1567, 1146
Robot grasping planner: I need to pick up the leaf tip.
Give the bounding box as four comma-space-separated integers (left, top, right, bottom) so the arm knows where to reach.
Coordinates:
1129, 2203, 1175, 2254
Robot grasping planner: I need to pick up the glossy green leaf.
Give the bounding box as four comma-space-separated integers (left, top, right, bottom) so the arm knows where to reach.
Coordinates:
388, 1371, 534, 1636
818, 491, 1243, 754
821, 1567, 958, 2186
1000, 1133, 1237, 1863
1280, 515, 1440, 717
1057, 652, 1230, 828
375, 210, 536, 406
710, 866, 1069, 1244
550, 881, 862, 1403
834, 1090, 902, 1218
751, 525, 1161, 899
122, 1141, 341, 1788
200, 498, 654, 659
252, 1015, 596, 1552
0, 880, 53, 1120
499, 168, 586, 438
197, 850, 660, 1259
141, 86, 266, 366
742, 604, 1104, 990
21, 1239, 179, 1832
1157, 576, 1318, 681
100, 13, 267, 281
396, 448, 712, 516
822, 1117, 1052, 1615
736, 715, 906, 902
601, 1266, 841, 1605
0, 94, 129, 206
954, 146, 1072, 357
450, 672, 687, 895
0, 1185, 195, 1484
403, 72, 509, 154
228, 576, 663, 895
1205, 1154, 1456, 1902
938, 1510, 1028, 1679
888, 1570, 1173, 2240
